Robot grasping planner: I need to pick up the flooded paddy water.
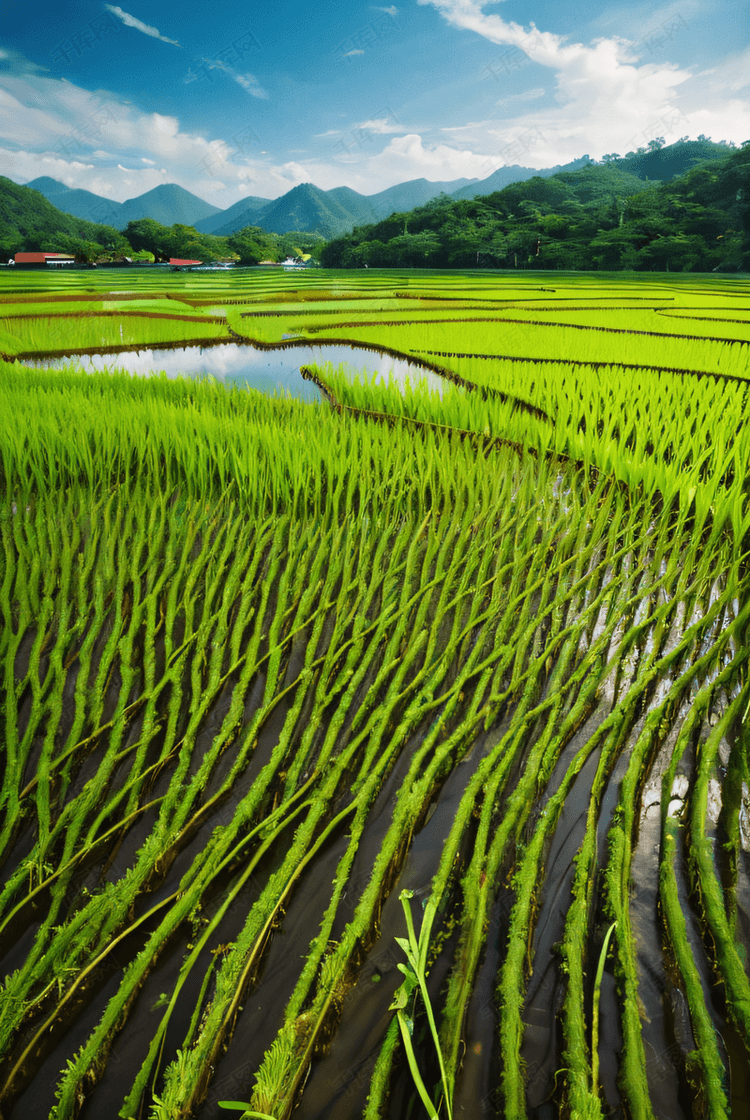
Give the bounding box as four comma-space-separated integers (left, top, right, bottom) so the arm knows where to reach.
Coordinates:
3, 272, 750, 1120
25, 341, 448, 401
4, 493, 747, 1120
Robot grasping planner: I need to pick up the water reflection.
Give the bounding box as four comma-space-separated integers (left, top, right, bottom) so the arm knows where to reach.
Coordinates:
28, 342, 446, 403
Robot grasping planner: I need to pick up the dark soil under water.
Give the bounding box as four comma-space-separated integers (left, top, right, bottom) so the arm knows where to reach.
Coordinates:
5, 613, 748, 1120
2, 435, 750, 1120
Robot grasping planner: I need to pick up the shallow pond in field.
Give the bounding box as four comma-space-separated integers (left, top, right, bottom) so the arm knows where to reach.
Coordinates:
26, 342, 447, 402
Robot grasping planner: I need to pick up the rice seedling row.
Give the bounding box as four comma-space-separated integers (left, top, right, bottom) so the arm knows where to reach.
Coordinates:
0, 269, 748, 1120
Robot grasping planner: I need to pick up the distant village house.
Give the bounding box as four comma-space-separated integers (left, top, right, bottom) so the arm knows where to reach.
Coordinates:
13, 252, 77, 268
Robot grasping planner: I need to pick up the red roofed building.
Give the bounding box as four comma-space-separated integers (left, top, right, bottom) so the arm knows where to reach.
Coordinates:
169, 258, 202, 268
14, 252, 76, 267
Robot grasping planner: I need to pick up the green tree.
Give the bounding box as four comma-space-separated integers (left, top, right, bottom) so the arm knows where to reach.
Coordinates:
226, 226, 277, 264
124, 219, 172, 259
55, 236, 102, 262
387, 231, 441, 266
318, 141, 750, 272
588, 228, 638, 270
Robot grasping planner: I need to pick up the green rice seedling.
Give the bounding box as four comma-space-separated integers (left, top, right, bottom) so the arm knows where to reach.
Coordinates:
590, 921, 617, 1093
2, 312, 230, 356
45, 766, 319, 1114
243, 514, 543, 1115
688, 696, 750, 1047
121, 790, 324, 1114
218, 1103, 277, 1119
309, 362, 541, 446
2, 271, 749, 1120
599, 566, 740, 1117
375, 484, 640, 1104
661, 816, 731, 1119
390, 889, 453, 1119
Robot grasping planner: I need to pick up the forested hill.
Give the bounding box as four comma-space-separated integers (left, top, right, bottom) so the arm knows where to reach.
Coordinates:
0, 177, 129, 260
0, 176, 326, 263
321, 141, 750, 271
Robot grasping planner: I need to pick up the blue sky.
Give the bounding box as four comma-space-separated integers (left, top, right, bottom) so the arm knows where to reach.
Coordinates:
1, 0, 748, 208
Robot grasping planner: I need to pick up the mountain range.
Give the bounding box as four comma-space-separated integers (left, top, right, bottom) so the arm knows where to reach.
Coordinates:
23, 178, 223, 231
17, 139, 737, 243
23, 155, 594, 240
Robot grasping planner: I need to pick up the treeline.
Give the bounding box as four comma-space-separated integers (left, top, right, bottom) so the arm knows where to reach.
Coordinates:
122, 219, 325, 264
321, 142, 750, 271
0, 176, 325, 264
4, 137, 749, 270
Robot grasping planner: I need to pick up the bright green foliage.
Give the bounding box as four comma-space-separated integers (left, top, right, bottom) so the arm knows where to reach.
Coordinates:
0, 268, 748, 1120
218, 1103, 277, 1118
390, 890, 453, 1119
321, 140, 750, 271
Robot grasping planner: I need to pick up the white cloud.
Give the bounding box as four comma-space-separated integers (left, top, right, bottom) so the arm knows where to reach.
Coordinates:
0, 83, 66, 146
3, 150, 94, 186
0, 69, 221, 168
417, 0, 750, 157
2, 15, 747, 214
293, 133, 501, 191
184, 58, 268, 98
496, 87, 547, 104
358, 117, 407, 134
0, 67, 295, 204
343, 49, 365, 57
371, 5, 399, 15
585, 0, 700, 43
697, 46, 750, 94
373, 132, 499, 177
104, 5, 181, 46
441, 119, 493, 132
234, 74, 269, 98
0, 139, 305, 207
0, 47, 47, 75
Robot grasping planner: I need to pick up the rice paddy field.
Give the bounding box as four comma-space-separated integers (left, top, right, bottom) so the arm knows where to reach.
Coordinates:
1, 267, 750, 1120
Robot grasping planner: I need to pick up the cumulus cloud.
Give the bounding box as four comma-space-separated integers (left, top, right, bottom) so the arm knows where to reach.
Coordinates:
0, 69, 202, 167
0, 68, 292, 204
0, 81, 73, 147
375, 132, 498, 177
104, 5, 181, 46
2, 8, 747, 212
416, 0, 750, 156
371, 5, 399, 15
300, 132, 508, 190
